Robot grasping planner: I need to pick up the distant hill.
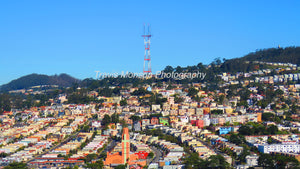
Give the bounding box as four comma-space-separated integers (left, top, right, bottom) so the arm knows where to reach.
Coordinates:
240, 46, 300, 64
220, 46, 300, 73
0, 73, 79, 91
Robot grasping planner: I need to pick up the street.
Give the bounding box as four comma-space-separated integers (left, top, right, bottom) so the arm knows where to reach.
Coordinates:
149, 146, 162, 165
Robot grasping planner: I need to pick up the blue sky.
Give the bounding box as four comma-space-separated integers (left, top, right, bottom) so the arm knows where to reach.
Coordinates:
1, 1, 300, 85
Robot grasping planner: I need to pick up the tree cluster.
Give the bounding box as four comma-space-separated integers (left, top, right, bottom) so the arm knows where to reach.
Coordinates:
101, 113, 119, 126
258, 153, 299, 169
3, 162, 28, 169
238, 123, 279, 135
184, 153, 230, 169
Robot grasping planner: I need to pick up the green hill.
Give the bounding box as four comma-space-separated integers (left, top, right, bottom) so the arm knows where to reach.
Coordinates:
220, 46, 300, 73
0, 73, 79, 91
241, 46, 300, 64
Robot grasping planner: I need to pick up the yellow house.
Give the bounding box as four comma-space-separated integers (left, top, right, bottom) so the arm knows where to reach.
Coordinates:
169, 116, 178, 123
171, 104, 179, 110
105, 97, 114, 103
225, 107, 234, 114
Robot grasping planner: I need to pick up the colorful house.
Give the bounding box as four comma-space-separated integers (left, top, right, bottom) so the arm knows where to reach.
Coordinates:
219, 127, 233, 135
151, 117, 159, 125
159, 117, 169, 126
191, 120, 204, 128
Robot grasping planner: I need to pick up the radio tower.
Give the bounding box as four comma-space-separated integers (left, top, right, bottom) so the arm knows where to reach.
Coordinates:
142, 24, 152, 74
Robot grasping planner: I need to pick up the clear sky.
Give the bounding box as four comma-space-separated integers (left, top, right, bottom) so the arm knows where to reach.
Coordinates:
1, 0, 300, 85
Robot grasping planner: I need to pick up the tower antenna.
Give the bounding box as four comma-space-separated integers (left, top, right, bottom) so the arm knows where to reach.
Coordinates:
142, 24, 152, 74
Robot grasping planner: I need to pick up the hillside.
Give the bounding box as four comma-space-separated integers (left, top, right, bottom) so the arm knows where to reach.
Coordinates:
241, 46, 300, 64
220, 46, 300, 73
0, 73, 79, 91
1, 47, 299, 91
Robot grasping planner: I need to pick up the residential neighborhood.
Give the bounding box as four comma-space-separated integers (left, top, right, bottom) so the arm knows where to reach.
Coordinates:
0, 60, 300, 169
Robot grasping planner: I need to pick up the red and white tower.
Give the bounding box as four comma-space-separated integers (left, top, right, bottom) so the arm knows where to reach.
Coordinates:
142, 24, 152, 74
121, 127, 130, 164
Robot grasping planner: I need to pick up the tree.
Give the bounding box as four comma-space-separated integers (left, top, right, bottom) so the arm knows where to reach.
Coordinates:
111, 113, 119, 123
101, 114, 111, 126
174, 95, 184, 103
188, 87, 198, 97
130, 115, 141, 122
115, 164, 126, 169
267, 125, 278, 135
183, 152, 202, 169
120, 119, 128, 128
269, 154, 300, 169
212, 57, 222, 65
262, 113, 275, 121
92, 114, 98, 120
229, 133, 245, 145
258, 154, 275, 169
175, 66, 183, 73
257, 99, 269, 109
163, 65, 174, 73
239, 89, 251, 101
275, 89, 284, 96
3, 162, 28, 169
217, 94, 225, 104
58, 154, 65, 157
98, 87, 114, 97
207, 155, 230, 169
237, 100, 248, 108
0, 94, 11, 114
238, 146, 250, 163
85, 162, 103, 169
67, 92, 93, 104
131, 88, 151, 96
0, 152, 8, 157
97, 159, 104, 169
148, 152, 154, 158
82, 125, 90, 132
267, 137, 273, 144
85, 153, 98, 163
112, 87, 120, 96
238, 125, 253, 135
166, 84, 176, 90
291, 104, 298, 113
184, 153, 230, 169
210, 109, 223, 115
197, 62, 205, 70
120, 99, 127, 106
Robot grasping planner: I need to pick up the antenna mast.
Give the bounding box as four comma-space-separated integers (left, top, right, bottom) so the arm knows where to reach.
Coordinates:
142, 24, 152, 74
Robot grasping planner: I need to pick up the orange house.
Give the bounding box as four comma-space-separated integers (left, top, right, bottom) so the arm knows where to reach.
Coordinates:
257, 113, 262, 122
151, 117, 159, 125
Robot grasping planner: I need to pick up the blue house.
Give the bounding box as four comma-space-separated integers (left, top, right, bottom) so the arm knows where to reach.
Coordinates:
219, 127, 233, 135
58, 111, 65, 117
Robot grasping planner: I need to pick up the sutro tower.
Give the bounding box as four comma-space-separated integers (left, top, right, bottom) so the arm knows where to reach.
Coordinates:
142, 24, 152, 74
